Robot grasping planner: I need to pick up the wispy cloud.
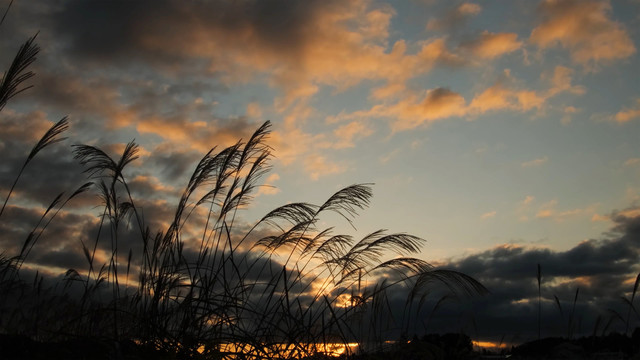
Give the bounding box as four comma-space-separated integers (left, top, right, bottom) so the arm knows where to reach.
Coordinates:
332, 120, 374, 149
624, 158, 640, 167
303, 154, 348, 180
522, 195, 535, 206
521, 156, 548, 168
561, 105, 580, 125
481, 211, 497, 219
257, 173, 281, 196
534, 200, 599, 222
379, 148, 401, 164
426, 2, 482, 31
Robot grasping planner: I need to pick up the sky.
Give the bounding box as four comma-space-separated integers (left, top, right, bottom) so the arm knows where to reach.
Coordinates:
1, 0, 640, 345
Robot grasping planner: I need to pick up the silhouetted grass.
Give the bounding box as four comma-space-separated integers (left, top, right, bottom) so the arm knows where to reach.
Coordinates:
0, 31, 488, 359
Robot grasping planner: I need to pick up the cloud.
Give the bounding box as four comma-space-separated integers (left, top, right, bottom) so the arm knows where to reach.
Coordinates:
0, 203, 102, 269
379, 148, 401, 164
426, 2, 482, 31
136, 115, 254, 153
441, 210, 640, 339
462, 31, 523, 59
0, 113, 87, 208
326, 87, 467, 132
128, 174, 178, 200
331, 65, 584, 132
517, 195, 536, 221
0, 109, 56, 150
332, 121, 374, 149
257, 173, 281, 196
391, 88, 467, 131
591, 213, 609, 222
530, 0, 636, 67
561, 105, 580, 125
270, 127, 323, 166
304, 154, 348, 180
469, 66, 582, 115
521, 156, 548, 168
48, 0, 467, 108
614, 99, 640, 123
545, 66, 586, 96
481, 211, 497, 219
625, 158, 640, 167
614, 207, 640, 220
145, 145, 203, 183
246, 102, 263, 120
534, 199, 598, 222
468, 83, 519, 113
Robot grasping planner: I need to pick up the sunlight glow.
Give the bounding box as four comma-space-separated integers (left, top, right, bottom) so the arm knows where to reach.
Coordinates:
473, 340, 508, 349
196, 342, 360, 358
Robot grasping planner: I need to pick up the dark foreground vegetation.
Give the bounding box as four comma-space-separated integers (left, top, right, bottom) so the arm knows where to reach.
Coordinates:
2, 330, 639, 359
510, 330, 640, 359
0, 15, 488, 360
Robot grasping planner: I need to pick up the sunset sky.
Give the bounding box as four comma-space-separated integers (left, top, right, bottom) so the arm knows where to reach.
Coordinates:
1, 0, 640, 343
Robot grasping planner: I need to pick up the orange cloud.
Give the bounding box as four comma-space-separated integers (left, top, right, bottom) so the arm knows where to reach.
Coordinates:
463, 31, 522, 59
268, 5, 463, 105
521, 156, 548, 168
617, 208, 640, 219
246, 102, 263, 120
545, 66, 585, 96
469, 66, 583, 115
270, 127, 321, 166
561, 105, 580, 125
530, 0, 635, 66
481, 211, 497, 219
136, 115, 252, 153
624, 158, 640, 167
304, 154, 347, 180
614, 99, 640, 123
390, 88, 467, 131
331, 64, 585, 132
468, 83, 516, 113
257, 173, 281, 196
516, 91, 545, 111
74, 1, 436, 108
333, 121, 374, 149
591, 213, 609, 222
535, 199, 599, 222
536, 208, 553, 219
326, 87, 467, 131
458, 3, 482, 15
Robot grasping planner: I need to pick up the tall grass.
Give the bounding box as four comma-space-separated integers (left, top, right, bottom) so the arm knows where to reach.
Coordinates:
0, 31, 488, 359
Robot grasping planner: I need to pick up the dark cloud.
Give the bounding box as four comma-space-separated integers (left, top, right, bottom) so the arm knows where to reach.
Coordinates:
452, 219, 640, 281
0, 112, 87, 209
0, 204, 96, 262
425, 212, 640, 341
26, 69, 122, 118
51, 0, 335, 66
145, 146, 201, 183
32, 248, 88, 271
